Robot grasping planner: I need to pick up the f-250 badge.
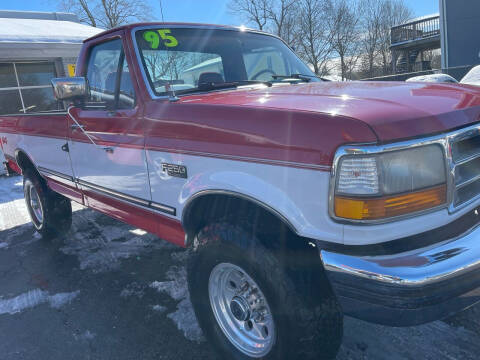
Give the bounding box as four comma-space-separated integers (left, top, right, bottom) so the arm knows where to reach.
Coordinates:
162, 163, 187, 178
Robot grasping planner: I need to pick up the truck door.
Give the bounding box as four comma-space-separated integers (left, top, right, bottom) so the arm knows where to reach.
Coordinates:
67, 35, 151, 205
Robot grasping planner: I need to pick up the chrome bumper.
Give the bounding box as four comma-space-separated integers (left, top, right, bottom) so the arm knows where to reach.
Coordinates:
321, 224, 480, 326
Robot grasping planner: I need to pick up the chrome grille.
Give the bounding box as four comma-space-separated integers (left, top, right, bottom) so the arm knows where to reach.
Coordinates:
451, 131, 480, 207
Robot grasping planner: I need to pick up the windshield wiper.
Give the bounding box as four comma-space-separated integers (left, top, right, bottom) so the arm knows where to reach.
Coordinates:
198, 80, 272, 90
176, 80, 272, 95
271, 74, 322, 82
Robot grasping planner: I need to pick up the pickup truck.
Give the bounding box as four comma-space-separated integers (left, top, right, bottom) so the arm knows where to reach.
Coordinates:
2, 23, 480, 360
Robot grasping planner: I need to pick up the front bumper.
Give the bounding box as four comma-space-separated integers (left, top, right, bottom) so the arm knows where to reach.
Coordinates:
321, 223, 480, 326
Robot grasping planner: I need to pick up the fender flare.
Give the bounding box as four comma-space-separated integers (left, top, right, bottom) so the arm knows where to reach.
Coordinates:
181, 189, 298, 234
14, 148, 41, 175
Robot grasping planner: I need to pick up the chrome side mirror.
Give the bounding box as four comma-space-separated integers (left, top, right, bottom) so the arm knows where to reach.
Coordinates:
51, 77, 87, 101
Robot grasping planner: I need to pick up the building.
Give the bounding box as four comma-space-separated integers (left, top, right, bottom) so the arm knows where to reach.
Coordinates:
390, 14, 440, 74
390, 0, 480, 80
0, 10, 102, 174
0, 10, 102, 115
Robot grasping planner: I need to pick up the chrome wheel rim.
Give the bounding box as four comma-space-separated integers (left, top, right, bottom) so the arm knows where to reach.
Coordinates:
208, 263, 275, 358
29, 186, 43, 225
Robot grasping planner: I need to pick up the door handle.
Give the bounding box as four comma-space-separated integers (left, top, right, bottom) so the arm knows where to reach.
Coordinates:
102, 147, 114, 153
71, 124, 85, 131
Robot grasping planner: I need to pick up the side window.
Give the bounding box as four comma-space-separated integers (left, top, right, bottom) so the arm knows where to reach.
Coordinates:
85, 39, 136, 110
117, 60, 136, 109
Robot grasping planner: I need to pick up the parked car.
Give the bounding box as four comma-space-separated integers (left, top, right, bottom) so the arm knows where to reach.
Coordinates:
461, 65, 480, 86
2, 23, 480, 360
406, 73, 458, 83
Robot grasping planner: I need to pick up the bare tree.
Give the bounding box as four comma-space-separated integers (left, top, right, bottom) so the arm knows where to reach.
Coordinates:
377, 0, 413, 74
358, 0, 384, 78
267, 0, 297, 40
329, 0, 362, 80
296, 0, 334, 76
229, 0, 299, 46
58, 0, 153, 29
228, 0, 270, 31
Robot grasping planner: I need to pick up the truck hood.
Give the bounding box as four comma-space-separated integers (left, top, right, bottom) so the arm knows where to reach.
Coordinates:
182, 81, 480, 142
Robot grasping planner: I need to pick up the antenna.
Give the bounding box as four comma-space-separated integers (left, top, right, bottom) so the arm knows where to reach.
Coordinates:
159, 0, 165, 22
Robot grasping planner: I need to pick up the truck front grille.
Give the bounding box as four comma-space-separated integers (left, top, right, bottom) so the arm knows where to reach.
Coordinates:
451, 131, 480, 207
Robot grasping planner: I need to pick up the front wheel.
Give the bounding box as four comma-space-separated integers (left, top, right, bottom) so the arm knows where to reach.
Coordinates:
187, 223, 343, 360
23, 169, 72, 239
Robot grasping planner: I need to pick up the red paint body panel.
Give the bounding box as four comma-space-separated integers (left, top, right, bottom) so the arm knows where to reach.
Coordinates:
168, 81, 480, 143
83, 188, 185, 247
143, 100, 377, 168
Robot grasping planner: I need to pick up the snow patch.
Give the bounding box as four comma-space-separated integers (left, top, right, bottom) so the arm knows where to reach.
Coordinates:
120, 282, 145, 298
61, 213, 171, 272
48, 291, 80, 309
150, 266, 204, 342
0, 289, 80, 315
74, 330, 96, 341
151, 304, 167, 313
0, 242, 8, 250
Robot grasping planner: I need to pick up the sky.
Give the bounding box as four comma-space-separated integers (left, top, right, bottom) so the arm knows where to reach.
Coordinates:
0, 0, 440, 27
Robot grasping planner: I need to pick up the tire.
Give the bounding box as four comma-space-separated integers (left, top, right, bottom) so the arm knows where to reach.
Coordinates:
187, 222, 343, 360
23, 169, 72, 239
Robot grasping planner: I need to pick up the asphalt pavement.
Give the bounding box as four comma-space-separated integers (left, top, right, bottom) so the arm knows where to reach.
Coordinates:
0, 174, 479, 360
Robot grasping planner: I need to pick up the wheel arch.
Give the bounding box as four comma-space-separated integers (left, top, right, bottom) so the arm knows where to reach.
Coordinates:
15, 148, 40, 176
182, 190, 300, 248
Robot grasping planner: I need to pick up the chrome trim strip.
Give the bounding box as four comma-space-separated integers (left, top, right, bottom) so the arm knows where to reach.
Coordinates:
321, 219, 480, 286
130, 25, 296, 100
78, 179, 176, 216
38, 167, 74, 182
456, 173, 480, 189
320, 221, 480, 326
455, 152, 480, 166
329, 123, 480, 224
144, 144, 330, 171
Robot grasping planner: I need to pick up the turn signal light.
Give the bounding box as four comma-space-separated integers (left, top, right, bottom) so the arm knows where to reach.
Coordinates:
334, 184, 447, 220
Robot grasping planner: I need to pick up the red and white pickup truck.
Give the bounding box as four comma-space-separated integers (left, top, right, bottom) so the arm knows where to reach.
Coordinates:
2, 23, 480, 359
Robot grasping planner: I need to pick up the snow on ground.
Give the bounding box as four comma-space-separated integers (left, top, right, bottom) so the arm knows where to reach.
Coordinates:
0, 176, 31, 230
73, 330, 96, 341
0, 289, 79, 315
151, 304, 167, 313
150, 258, 205, 343
61, 213, 173, 273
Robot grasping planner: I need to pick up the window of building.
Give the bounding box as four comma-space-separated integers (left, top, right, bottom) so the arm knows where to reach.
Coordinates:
0, 61, 63, 115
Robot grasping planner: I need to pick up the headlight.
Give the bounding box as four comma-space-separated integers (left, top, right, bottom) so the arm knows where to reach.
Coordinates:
333, 145, 447, 221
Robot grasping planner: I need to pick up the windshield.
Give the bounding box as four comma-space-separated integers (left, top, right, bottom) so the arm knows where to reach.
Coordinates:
134, 27, 319, 96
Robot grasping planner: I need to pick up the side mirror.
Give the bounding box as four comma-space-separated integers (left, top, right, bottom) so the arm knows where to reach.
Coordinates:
51, 77, 87, 101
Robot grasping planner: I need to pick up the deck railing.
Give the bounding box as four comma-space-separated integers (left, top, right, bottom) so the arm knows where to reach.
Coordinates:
391, 15, 440, 46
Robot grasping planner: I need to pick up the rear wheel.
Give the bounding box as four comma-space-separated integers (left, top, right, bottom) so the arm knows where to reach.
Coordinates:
187, 222, 343, 360
23, 169, 72, 239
